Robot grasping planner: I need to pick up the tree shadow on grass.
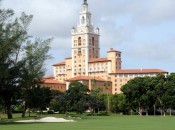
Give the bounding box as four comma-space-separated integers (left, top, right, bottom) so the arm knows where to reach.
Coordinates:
0, 121, 64, 125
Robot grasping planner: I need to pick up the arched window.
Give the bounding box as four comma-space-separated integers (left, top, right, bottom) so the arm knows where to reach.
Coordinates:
78, 37, 81, 46
92, 37, 95, 46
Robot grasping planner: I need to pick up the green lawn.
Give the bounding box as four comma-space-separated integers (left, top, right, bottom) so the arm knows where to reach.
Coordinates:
1, 114, 175, 130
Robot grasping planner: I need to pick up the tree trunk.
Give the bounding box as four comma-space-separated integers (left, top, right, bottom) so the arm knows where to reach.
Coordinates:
161, 109, 163, 116
130, 109, 133, 115
90, 108, 94, 116
153, 105, 156, 116
163, 109, 166, 116
146, 109, 148, 116
22, 102, 27, 118
22, 109, 26, 118
65, 111, 68, 117
7, 106, 13, 119
170, 108, 172, 116
138, 107, 142, 116
28, 109, 31, 117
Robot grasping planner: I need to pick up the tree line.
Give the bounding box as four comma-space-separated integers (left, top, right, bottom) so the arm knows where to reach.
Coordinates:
50, 73, 175, 116
122, 73, 175, 116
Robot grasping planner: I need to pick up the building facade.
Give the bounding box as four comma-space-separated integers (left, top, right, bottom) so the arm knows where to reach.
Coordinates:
43, 0, 168, 94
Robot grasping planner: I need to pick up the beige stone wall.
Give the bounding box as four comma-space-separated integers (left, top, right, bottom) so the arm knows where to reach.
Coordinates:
88, 62, 109, 80
107, 51, 122, 73
90, 80, 112, 94
65, 58, 72, 79
54, 65, 66, 82
73, 80, 112, 94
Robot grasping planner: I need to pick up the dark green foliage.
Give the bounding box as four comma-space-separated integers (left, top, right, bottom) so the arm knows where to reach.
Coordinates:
0, 8, 33, 119
110, 94, 128, 113
26, 86, 52, 111
121, 73, 175, 115
50, 82, 91, 115
88, 88, 103, 115
66, 81, 90, 114
0, 5, 52, 119
49, 91, 67, 113
20, 38, 52, 118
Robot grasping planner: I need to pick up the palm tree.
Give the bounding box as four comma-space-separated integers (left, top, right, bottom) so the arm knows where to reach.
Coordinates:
91, 78, 97, 90
103, 81, 111, 113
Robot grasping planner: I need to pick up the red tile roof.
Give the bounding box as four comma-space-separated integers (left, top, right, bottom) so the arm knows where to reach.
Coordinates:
44, 75, 55, 79
42, 79, 65, 85
110, 69, 168, 74
52, 61, 65, 66
107, 48, 121, 53
65, 57, 72, 59
66, 76, 107, 82
89, 58, 111, 63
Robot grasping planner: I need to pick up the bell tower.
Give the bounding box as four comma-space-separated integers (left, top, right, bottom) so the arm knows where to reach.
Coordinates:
71, 0, 100, 77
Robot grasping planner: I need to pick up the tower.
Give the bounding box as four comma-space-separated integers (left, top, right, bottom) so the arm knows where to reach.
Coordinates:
71, 0, 100, 77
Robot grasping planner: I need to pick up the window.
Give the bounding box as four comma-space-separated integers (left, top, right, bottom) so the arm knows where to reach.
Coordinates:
116, 54, 121, 58
124, 74, 128, 78
78, 48, 81, 55
78, 37, 81, 46
92, 37, 95, 46
119, 74, 123, 78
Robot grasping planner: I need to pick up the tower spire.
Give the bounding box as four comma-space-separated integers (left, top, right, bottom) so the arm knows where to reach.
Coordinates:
83, 0, 88, 5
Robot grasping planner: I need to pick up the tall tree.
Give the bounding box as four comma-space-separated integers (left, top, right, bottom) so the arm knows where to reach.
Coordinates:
103, 81, 111, 112
50, 92, 69, 115
162, 73, 175, 116
153, 74, 167, 115
0, 5, 52, 119
110, 94, 128, 114
0, 8, 32, 119
121, 77, 151, 115
26, 86, 52, 116
66, 81, 90, 114
88, 88, 102, 115
21, 38, 52, 117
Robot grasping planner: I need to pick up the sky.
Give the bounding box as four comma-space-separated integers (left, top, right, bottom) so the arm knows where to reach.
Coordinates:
1, 0, 175, 75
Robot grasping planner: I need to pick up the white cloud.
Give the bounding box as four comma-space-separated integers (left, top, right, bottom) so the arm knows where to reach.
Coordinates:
1, 0, 175, 74
134, 0, 175, 25
125, 40, 175, 62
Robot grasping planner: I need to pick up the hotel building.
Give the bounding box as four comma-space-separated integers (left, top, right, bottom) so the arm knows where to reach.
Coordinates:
43, 0, 168, 94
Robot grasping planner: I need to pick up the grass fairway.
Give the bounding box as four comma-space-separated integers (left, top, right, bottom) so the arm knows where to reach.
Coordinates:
1, 115, 175, 130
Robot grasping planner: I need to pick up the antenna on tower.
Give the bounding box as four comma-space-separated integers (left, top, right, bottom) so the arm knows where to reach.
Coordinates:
83, 0, 88, 5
